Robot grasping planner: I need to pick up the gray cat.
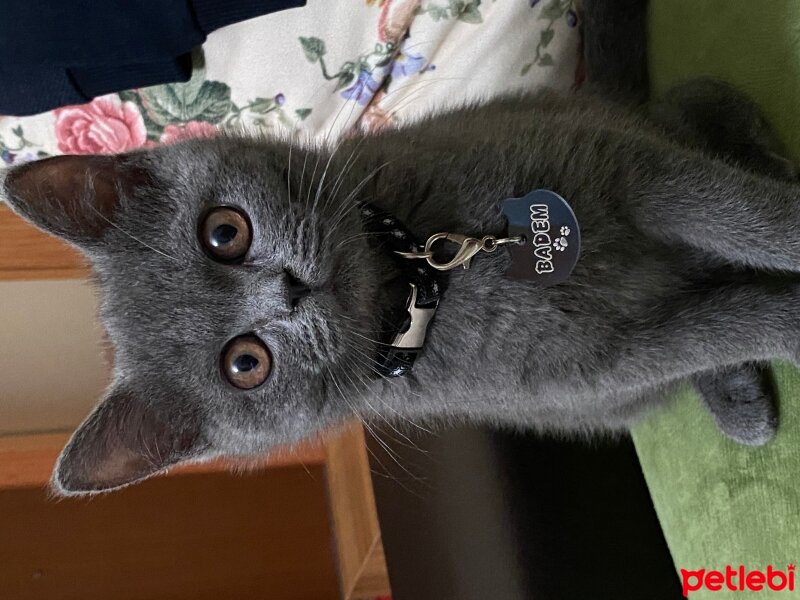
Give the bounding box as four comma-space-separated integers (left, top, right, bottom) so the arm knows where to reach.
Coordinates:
2, 2, 793, 495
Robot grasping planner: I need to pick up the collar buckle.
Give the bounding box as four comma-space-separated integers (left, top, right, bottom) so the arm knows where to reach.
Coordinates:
391, 283, 438, 349
376, 283, 439, 377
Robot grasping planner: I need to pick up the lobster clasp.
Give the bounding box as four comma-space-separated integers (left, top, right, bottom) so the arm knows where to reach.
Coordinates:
423, 233, 483, 271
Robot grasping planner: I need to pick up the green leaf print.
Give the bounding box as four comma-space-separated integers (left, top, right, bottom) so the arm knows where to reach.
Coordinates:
300, 36, 327, 63
417, 0, 482, 24
456, 0, 483, 24
538, 53, 554, 66
335, 69, 357, 91
539, 0, 567, 21
427, 5, 449, 20
521, 0, 575, 75
248, 97, 279, 114
0, 123, 38, 162
140, 77, 233, 125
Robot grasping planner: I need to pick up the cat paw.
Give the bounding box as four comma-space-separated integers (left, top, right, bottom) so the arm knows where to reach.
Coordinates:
717, 393, 778, 447
694, 364, 778, 447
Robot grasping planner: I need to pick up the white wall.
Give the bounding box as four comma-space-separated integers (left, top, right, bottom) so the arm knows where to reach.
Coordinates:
0, 279, 108, 434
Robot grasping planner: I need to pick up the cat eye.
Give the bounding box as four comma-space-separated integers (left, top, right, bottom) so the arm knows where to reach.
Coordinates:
199, 206, 252, 263
221, 334, 272, 390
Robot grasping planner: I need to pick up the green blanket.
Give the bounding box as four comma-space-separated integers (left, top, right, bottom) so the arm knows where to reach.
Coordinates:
633, 2, 800, 597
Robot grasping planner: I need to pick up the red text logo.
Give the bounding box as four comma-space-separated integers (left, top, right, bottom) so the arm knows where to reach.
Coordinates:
681, 565, 795, 596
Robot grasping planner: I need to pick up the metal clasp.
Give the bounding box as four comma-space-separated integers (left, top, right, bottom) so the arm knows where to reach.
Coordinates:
424, 233, 484, 271
396, 232, 523, 271
395, 233, 483, 271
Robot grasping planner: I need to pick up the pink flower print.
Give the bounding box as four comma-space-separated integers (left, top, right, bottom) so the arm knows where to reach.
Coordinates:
55, 96, 146, 154
360, 93, 395, 133
378, 0, 420, 43
160, 120, 219, 145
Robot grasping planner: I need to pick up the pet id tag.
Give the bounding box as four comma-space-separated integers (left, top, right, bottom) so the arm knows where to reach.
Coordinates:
501, 190, 580, 286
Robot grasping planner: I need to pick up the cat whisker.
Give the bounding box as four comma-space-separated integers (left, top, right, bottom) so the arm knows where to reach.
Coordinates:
335, 328, 433, 436
305, 61, 462, 241
322, 124, 382, 218
336, 317, 399, 342
306, 78, 366, 214
308, 41, 421, 215
327, 142, 366, 208
323, 198, 368, 247
340, 374, 426, 486
314, 117, 373, 216
85, 203, 179, 262
332, 230, 384, 250
339, 327, 397, 348
305, 145, 323, 215
286, 134, 294, 202
324, 161, 393, 248
338, 363, 389, 424
334, 339, 434, 438
338, 361, 431, 466
312, 139, 345, 216
325, 365, 363, 423
361, 425, 428, 490
300, 148, 311, 212
336, 36, 442, 134
374, 75, 474, 115
317, 43, 400, 140
342, 350, 434, 440
325, 366, 419, 489
319, 147, 363, 219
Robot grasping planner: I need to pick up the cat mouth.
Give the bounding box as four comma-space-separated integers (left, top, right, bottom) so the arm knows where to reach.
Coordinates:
322, 247, 379, 317
289, 254, 352, 313
285, 270, 312, 309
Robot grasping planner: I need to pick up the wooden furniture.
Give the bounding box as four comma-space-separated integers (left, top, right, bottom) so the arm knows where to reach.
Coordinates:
0, 205, 88, 280
0, 206, 390, 599
0, 426, 389, 600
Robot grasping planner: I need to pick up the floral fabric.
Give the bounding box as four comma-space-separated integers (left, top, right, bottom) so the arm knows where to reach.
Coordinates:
0, 0, 581, 163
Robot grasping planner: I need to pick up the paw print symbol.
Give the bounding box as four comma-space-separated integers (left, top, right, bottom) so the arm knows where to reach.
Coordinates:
560, 226, 571, 236
553, 237, 568, 251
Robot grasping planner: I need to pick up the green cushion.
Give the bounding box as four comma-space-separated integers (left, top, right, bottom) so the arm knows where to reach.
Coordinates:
632, 2, 800, 596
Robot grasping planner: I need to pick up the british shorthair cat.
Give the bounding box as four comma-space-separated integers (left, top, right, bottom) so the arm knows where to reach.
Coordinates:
2, 1, 792, 494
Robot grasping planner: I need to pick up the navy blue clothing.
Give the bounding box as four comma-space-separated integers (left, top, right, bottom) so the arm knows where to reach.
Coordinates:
0, 0, 304, 115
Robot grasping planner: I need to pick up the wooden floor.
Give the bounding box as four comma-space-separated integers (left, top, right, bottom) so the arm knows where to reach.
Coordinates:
0, 428, 390, 599
0, 466, 341, 600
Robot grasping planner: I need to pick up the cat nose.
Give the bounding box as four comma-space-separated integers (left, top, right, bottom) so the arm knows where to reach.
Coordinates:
283, 269, 311, 309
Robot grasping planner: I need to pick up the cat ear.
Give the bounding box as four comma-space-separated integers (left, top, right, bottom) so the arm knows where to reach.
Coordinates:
52, 388, 204, 495
2, 154, 145, 244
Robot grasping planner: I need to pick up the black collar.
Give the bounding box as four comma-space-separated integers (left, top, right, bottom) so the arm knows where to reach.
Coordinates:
361, 203, 444, 377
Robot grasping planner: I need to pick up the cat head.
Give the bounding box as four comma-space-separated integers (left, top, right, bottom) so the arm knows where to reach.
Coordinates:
2, 137, 392, 495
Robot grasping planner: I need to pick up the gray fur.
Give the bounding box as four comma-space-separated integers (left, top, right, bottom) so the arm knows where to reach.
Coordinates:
652, 78, 789, 446
4, 83, 800, 493
694, 363, 778, 447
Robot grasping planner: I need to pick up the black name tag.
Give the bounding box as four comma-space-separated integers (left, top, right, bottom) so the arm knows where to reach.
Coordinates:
501, 190, 580, 286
